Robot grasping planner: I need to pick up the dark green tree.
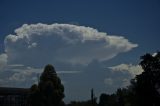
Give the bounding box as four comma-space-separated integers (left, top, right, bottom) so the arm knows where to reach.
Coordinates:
99, 93, 109, 106
99, 93, 118, 106
28, 84, 46, 106
29, 64, 65, 106
116, 89, 125, 106
98, 52, 160, 106
131, 52, 160, 106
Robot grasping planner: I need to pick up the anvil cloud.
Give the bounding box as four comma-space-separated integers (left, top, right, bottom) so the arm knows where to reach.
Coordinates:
4, 23, 138, 67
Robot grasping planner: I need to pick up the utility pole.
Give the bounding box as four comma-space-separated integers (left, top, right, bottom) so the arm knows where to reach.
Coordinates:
91, 88, 96, 106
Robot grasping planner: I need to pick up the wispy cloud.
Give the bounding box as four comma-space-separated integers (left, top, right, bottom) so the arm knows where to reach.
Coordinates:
57, 71, 81, 74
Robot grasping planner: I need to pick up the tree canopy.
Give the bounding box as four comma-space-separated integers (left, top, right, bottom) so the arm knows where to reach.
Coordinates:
99, 52, 160, 106
131, 52, 160, 106
29, 64, 65, 106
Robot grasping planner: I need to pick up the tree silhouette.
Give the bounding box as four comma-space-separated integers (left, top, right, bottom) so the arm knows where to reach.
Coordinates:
99, 93, 118, 106
131, 52, 160, 106
29, 64, 65, 106
99, 93, 109, 106
29, 84, 46, 106
116, 88, 125, 106
98, 52, 160, 106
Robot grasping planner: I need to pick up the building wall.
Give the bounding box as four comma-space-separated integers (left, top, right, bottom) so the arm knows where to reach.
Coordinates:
0, 94, 29, 106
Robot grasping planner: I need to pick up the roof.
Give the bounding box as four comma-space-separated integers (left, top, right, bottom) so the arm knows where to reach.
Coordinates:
0, 87, 29, 95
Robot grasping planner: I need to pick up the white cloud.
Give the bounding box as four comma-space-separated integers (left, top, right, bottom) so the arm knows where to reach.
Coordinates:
0, 23, 138, 90
104, 64, 137, 89
152, 52, 157, 57
4, 23, 138, 66
0, 64, 82, 87
28, 42, 37, 48
8, 64, 24, 67
9, 72, 31, 82
109, 64, 143, 77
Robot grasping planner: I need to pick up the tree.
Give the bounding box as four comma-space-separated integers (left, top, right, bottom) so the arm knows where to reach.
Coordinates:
28, 84, 46, 106
29, 64, 65, 106
131, 52, 160, 106
99, 93, 109, 106
116, 88, 125, 106
99, 93, 118, 106
98, 52, 160, 106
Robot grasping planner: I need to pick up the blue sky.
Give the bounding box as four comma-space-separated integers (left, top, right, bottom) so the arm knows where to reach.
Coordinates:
0, 0, 160, 102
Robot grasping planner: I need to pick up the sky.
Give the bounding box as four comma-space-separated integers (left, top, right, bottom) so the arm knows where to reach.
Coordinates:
0, 0, 160, 102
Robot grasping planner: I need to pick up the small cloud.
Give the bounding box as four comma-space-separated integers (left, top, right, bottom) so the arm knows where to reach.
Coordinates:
1, 66, 40, 87
152, 52, 157, 57
103, 63, 143, 90
28, 42, 37, 48
8, 64, 24, 67
109, 64, 143, 77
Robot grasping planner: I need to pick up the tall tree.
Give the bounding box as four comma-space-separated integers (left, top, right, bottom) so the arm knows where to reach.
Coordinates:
29, 84, 46, 106
116, 88, 125, 106
99, 93, 109, 106
131, 52, 160, 106
29, 64, 65, 106
99, 93, 118, 106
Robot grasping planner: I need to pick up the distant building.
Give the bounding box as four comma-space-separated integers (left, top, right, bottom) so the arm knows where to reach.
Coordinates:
0, 87, 29, 106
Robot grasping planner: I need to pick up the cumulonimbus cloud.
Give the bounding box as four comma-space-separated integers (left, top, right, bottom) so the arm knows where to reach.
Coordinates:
0, 23, 138, 88
3, 23, 138, 67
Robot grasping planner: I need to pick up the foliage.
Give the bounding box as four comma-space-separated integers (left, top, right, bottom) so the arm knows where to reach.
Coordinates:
67, 100, 96, 106
28, 52, 160, 106
98, 52, 160, 106
29, 64, 65, 106
131, 52, 160, 106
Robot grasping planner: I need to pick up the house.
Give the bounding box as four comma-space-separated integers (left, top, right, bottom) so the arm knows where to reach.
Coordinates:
0, 87, 29, 106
